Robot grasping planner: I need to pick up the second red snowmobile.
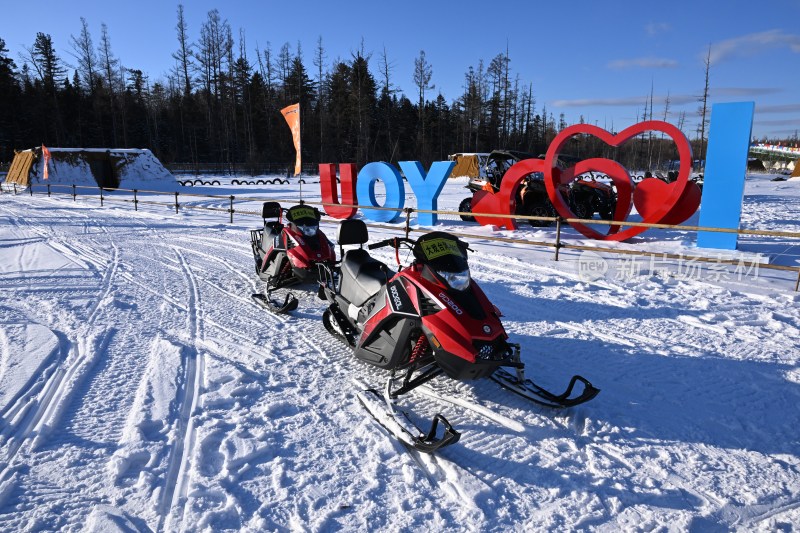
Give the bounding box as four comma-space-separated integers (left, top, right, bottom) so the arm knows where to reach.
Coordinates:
318, 220, 599, 452
249, 202, 336, 313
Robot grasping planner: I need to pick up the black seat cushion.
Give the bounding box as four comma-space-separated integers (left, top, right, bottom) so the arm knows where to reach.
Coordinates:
340, 249, 394, 307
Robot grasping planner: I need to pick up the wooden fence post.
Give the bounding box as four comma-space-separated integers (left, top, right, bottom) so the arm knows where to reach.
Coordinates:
554, 217, 563, 261
229, 195, 235, 223
133, 189, 138, 211
174, 191, 179, 214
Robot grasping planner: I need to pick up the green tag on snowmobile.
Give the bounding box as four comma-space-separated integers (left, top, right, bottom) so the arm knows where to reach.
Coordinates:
420, 238, 462, 260
289, 206, 316, 221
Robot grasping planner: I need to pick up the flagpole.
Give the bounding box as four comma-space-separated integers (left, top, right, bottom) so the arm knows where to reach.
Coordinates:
298, 103, 302, 178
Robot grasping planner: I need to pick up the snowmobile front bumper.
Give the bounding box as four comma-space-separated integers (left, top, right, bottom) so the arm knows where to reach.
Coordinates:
433, 338, 523, 381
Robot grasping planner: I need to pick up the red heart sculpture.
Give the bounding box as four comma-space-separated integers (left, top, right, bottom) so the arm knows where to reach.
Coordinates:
634, 178, 702, 225
555, 158, 633, 239
543, 121, 693, 241
472, 158, 548, 230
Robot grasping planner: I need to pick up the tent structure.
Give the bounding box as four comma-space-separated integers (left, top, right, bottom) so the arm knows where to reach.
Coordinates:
4, 150, 36, 188
2, 147, 176, 191
792, 163, 800, 178
448, 153, 489, 179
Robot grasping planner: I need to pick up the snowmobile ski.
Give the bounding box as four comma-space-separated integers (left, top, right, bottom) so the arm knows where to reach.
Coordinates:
490, 367, 599, 408
251, 291, 299, 314
356, 385, 460, 454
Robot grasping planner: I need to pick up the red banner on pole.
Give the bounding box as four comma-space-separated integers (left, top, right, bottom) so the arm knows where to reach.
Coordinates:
280, 103, 301, 176
42, 145, 51, 180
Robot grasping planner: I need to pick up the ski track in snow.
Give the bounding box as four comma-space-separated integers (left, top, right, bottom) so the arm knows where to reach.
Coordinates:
0, 181, 799, 531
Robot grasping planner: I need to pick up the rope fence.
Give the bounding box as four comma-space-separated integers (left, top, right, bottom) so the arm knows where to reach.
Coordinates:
6, 181, 800, 291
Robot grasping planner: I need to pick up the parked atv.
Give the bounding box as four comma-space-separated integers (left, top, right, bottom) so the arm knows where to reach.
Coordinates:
458, 150, 605, 226
249, 202, 336, 313
566, 175, 617, 220
318, 220, 599, 452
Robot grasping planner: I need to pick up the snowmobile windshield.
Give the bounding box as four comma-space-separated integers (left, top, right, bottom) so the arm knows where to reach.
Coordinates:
287, 205, 320, 238
297, 223, 318, 237
436, 267, 471, 291
414, 234, 470, 290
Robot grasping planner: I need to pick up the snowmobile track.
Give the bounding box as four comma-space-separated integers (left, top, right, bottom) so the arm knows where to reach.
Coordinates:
0, 243, 120, 496
156, 249, 205, 533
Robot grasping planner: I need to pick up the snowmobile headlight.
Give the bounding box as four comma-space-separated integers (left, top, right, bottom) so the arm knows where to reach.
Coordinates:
298, 224, 318, 237
437, 268, 471, 291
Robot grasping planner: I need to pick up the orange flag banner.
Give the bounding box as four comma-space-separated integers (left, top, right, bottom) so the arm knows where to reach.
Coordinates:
280, 103, 301, 176
42, 145, 52, 180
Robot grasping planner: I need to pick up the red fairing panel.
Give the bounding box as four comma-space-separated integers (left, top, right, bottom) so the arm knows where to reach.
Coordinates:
285, 229, 336, 269
413, 269, 507, 364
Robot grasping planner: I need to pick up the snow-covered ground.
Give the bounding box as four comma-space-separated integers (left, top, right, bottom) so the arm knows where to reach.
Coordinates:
0, 172, 799, 531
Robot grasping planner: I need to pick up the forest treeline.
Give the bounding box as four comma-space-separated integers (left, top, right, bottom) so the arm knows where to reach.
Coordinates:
0, 6, 753, 174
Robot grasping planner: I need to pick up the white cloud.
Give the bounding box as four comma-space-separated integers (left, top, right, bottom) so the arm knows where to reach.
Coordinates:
607, 57, 678, 69
714, 87, 782, 97
708, 29, 800, 63
755, 118, 800, 126
645, 22, 671, 36
553, 89, 786, 109
756, 103, 800, 114
552, 94, 696, 108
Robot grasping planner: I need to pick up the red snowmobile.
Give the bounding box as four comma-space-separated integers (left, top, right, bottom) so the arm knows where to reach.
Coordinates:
318, 220, 599, 452
249, 202, 336, 313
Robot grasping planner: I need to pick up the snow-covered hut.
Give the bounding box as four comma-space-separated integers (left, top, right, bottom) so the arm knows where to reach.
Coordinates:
3, 147, 177, 191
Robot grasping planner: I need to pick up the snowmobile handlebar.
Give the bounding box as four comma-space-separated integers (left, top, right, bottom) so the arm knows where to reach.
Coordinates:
367, 237, 414, 250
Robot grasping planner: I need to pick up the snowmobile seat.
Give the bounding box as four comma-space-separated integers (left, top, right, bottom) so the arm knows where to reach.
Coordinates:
261, 221, 283, 251
335, 219, 394, 306
340, 248, 394, 307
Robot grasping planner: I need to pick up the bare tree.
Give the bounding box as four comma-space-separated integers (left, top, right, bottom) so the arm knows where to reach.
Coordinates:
656, 91, 671, 169
313, 36, 327, 162
98, 23, 120, 145
413, 50, 433, 109
70, 17, 97, 93
378, 46, 398, 161
197, 9, 232, 102
502, 45, 510, 144
698, 44, 712, 165
278, 42, 291, 97
646, 81, 654, 169
172, 4, 193, 97
413, 49, 434, 156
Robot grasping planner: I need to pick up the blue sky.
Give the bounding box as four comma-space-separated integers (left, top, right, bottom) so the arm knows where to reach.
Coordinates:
3, 0, 799, 139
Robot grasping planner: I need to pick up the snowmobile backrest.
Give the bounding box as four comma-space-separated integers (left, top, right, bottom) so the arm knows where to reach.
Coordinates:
262, 201, 282, 220
337, 219, 369, 247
